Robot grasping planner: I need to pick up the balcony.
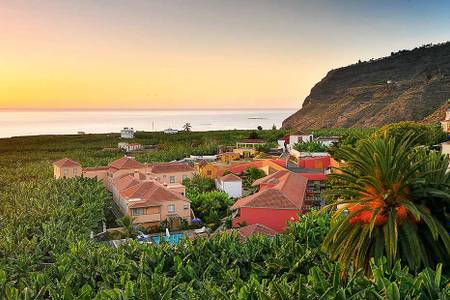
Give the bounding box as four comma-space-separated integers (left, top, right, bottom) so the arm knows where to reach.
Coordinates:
134, 213, 161, 224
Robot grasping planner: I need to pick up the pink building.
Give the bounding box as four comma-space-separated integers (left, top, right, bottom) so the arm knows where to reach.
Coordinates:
53, 156, 195, 227
230, 170, 308, 232
111, 172, 191, 227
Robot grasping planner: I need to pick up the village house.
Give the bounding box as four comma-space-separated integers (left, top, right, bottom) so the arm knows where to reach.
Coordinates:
53, 158, 82, 179
233, 139, 265, 158
215, 173, 242, 198
230, 170, 308, 232
163, 128, 178, 134
110, 172, 191, 227
440, 103, 450, 135
120, 127, 135, 139
53, 156, 195, 227
278, 131, 314, 151
118, 142, 143, 152
196, 159, 287, 179
217, 152, 241, 163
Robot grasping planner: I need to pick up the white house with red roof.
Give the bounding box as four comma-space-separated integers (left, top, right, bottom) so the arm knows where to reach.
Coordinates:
215, 173, 242, 198
230, 170, 308, 232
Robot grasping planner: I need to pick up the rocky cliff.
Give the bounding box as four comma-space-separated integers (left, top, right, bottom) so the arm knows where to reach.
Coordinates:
283, 42, 450, 130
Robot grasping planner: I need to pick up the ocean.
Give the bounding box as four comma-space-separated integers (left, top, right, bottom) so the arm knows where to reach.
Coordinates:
0, 109, 296, 138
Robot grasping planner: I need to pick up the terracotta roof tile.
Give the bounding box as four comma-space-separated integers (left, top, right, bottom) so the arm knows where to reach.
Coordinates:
53, 158, 81, 168
109, 156, 144, 170
219, 173, 242, 182
231, 171, 307, 210
112, 173, 190, 208
237, 224, 277, 239
149, 162, 194, 173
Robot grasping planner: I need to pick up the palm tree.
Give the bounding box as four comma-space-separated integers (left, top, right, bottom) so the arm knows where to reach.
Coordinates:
117, 215, 138, 238
322, 132, 450, 273
183, 123, 192, 132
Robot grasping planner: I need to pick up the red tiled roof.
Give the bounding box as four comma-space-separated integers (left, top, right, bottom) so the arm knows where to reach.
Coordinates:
109, 156, 144, 170
225, 161, 264, 174
218, 159, 287, 176
149, 162, 194, 173
83, 166, 109, 171
219, 173, 242, 182
113, 174, 141, 191
298, 173, 327, 181
113, 173, 189, 208
231, 171, 307, 210
237, 224, 277, 239
252, 170, 289, 186
53, 158, 81, 168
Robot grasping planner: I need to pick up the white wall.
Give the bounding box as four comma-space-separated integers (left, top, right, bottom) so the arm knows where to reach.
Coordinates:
216, 180, 242, 198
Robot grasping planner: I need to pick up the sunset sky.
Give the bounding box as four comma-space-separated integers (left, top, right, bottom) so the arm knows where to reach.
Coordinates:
1, 0, 449, 110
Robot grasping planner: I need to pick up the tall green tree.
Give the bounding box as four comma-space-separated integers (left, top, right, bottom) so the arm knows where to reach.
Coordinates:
323, 132, 450, 273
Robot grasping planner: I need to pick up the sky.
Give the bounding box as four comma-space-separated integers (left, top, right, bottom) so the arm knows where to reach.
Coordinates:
0, 0, 449, 110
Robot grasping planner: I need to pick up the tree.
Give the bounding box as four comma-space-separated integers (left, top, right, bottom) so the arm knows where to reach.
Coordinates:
293, 141, 328, 152
271, 124, 277, 130
183, 174, 215, 195
241, 167, 266, 191
323, 132, 450, 273
256, 142, 276, 154
117, 215, 140, 238
257, 126, 263, 131
248, 131, 259, 139
189, 191, 233, 227
373, 121, 446, 147
183, 123, 192, 132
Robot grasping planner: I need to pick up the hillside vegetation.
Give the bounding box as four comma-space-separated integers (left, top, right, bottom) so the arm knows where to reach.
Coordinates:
283, 42, 450, 130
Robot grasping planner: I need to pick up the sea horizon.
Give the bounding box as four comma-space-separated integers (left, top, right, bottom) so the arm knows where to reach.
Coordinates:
0, 108, 296, 138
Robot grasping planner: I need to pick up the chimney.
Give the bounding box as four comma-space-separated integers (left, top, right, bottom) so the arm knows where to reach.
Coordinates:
134, 170, 140, 179
145, 171, 152, 181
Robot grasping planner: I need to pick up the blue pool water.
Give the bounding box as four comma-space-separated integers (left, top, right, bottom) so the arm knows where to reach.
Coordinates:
151, 233, 185, 245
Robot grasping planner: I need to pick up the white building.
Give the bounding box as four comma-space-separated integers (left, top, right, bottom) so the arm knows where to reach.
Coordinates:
315, 136, 340, 147
289, 131, 313, 144
121, 127, 135, 139
216, 173, 242, 198
164, 128, 179, 134
118, 142, 143, 152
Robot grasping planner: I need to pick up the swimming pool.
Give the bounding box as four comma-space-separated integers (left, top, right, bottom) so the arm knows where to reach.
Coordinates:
151, 233, 185, 245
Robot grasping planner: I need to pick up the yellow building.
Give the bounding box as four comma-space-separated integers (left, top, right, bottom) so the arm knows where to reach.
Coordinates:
217, 152, 241, 163
233, 139, 265, 158
196, 160, 221, 179
53, 158, 82, 179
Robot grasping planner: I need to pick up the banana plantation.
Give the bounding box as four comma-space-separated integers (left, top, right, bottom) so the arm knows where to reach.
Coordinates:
0, 127, 449, 299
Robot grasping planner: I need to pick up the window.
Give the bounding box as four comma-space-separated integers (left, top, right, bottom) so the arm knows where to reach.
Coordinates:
168, 204, 175, 213
169, 176, 176, 183
73, 168, 77, 175
183, 204, 189, 210
63, 168, 68, 176
132, 208, 145, 216
182, 175, 188, 181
